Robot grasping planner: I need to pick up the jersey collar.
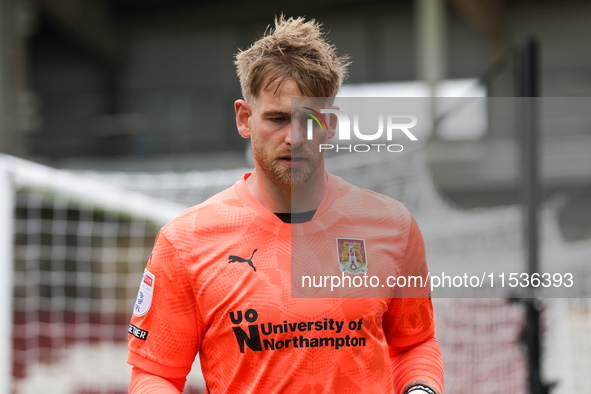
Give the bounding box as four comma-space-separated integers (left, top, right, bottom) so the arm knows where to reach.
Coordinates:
233, 171, 339, 226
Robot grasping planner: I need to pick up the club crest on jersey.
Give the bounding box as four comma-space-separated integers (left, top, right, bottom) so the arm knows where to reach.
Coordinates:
336, 238, 368, 274
133, 269, 155, 317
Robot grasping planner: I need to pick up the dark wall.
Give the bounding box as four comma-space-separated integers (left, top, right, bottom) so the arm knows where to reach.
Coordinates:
26, 0, 591, 160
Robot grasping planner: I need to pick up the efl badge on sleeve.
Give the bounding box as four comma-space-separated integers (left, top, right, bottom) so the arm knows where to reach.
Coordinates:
336, 238, 368, 275
133, 269, 155, 317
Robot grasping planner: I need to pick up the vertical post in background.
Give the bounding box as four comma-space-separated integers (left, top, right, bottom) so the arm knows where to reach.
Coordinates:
0, 0, 22, 157
0, 156, 14, 394
415, 0, 446, 139
515, 38, 551, 394
415, 0, 446, 95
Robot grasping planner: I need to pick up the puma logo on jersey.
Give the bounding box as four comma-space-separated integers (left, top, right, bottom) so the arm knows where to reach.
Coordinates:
228, 249, 257, 272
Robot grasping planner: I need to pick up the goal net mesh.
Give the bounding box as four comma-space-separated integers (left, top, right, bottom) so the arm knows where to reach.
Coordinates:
6, 150, 591, 394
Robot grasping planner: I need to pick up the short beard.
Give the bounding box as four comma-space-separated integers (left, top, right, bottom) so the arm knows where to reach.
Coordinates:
251, 138, 322, 189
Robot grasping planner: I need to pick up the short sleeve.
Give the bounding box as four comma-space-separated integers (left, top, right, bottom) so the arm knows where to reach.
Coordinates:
127, 232, 201, 379
382, 215, 435, 348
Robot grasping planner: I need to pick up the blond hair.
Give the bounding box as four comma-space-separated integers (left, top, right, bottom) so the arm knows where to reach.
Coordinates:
235, 15, 349, 102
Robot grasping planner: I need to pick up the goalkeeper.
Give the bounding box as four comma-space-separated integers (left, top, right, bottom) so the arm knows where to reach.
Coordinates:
128, 15, 444, 394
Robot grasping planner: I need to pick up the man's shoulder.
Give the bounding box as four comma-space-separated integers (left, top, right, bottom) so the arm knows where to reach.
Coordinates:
330, 173, 411, 219
159, 180, 252, 246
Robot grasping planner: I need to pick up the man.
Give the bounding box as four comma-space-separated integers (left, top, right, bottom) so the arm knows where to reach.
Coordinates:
128, 16, 444, 394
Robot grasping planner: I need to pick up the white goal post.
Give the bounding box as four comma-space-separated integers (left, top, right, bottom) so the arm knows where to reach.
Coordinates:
0, 156, 15, 394
0, 154, 187, 394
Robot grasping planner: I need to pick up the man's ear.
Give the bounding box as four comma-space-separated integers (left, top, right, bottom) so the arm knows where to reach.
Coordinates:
235, 99, 252, 138
327, 105, 339, 140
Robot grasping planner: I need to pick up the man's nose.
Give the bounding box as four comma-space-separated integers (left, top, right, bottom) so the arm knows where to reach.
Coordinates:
287, 121, 305, 148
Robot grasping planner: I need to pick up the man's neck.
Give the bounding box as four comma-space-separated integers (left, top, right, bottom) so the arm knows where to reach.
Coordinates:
245, 168, 328, 213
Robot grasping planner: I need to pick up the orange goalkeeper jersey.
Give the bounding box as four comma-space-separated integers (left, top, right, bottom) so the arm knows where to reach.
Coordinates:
127, 172, 435, 393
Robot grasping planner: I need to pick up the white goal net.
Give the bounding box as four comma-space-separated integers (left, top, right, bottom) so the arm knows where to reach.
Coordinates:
2, 151, 591, 394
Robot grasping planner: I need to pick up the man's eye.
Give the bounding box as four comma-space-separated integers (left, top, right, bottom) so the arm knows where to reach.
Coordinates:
270, 117, 285, 122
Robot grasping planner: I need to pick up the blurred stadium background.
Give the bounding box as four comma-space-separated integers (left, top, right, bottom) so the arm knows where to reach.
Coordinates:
0, 0, 590, 393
